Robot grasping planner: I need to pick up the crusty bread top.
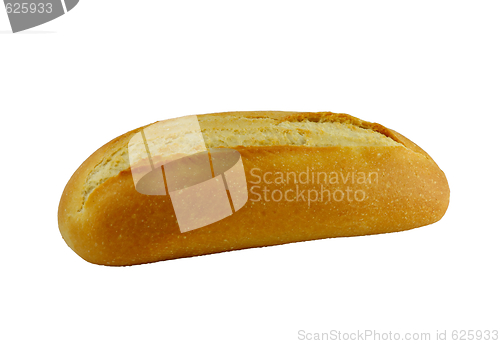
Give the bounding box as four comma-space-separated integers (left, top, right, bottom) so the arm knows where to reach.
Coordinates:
78, 112, 420, 211
200, 116, 400, 148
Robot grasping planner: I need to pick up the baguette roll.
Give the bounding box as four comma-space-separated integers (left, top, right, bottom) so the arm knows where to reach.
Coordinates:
58, 112, 449, 266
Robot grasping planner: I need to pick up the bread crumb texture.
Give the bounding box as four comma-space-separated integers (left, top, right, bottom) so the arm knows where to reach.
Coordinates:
200, 116, 401, 148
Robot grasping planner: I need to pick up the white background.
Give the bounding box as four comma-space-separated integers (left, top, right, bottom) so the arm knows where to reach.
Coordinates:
1, 1, 499, 343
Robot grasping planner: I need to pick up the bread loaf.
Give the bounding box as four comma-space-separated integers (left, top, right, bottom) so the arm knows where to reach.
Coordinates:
58, 111, 449, 266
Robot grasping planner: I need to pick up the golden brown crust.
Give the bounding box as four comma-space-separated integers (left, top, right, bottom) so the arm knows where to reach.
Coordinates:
58, 112, 449, 266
